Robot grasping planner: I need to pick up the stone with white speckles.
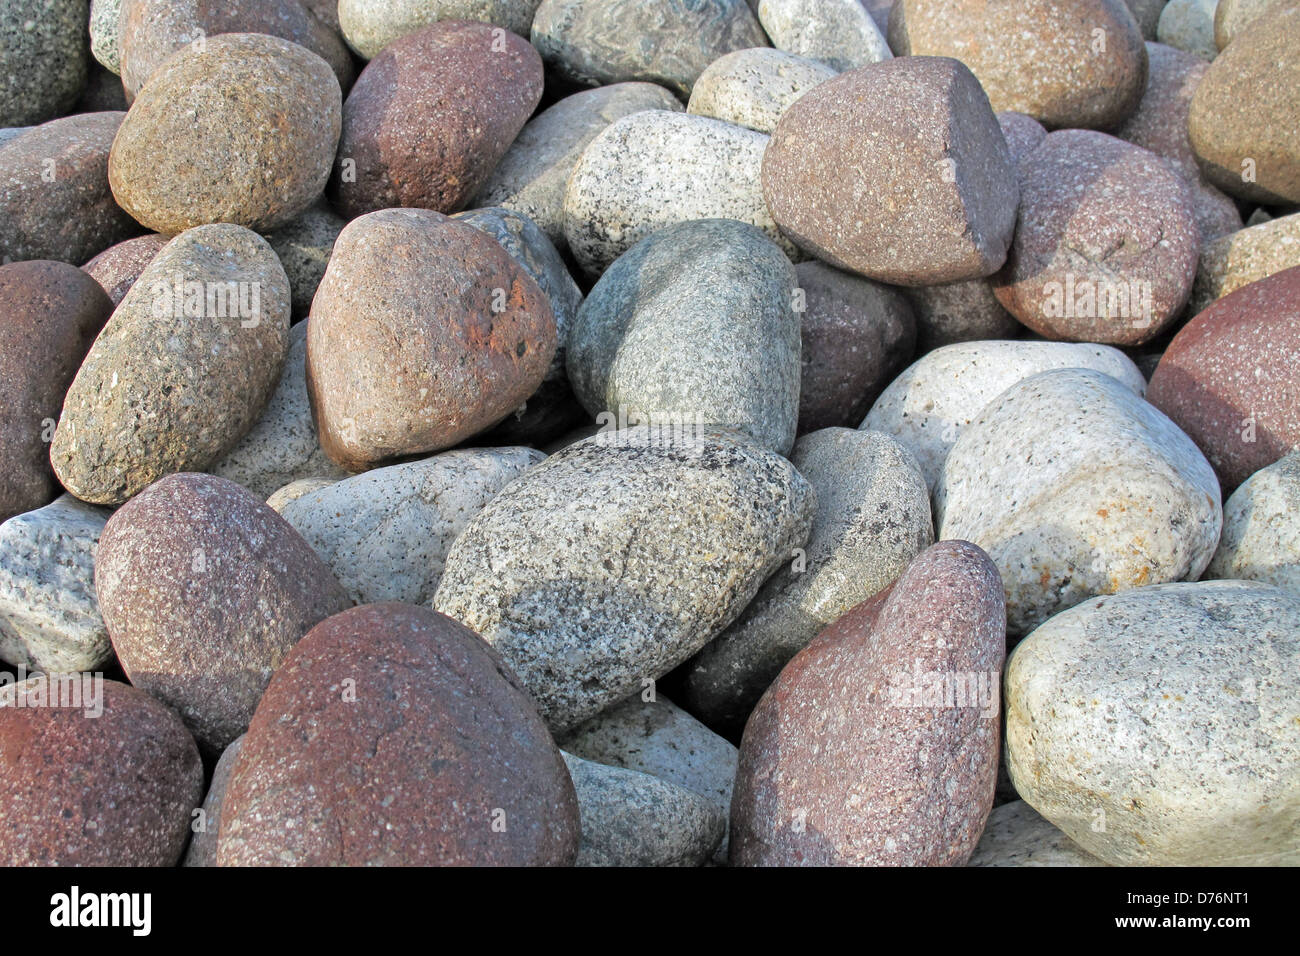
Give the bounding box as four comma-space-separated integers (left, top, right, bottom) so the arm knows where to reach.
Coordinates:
687, 48, 837, 134
995, 111, 1046, 168
967, 800, 1109, 867
992, 130, 1200, 345
936, 367, 1222, 637
277, 447, 543, 606
890, 0, 1148, 130
861, 340, 1148, 493
433, 426, 816, 733
676, 428, 933, 737
81, 233, 167, 306
1188, 212, 1300, 314
0, 0, 90, 127
1215, 0, 1297, 50
1157, 0, 1219, 60
90, 0, 122, 74
563, 111, 791, 277
1148, 266, 1300, 491
94, 473, 352, 754
1006, 580, 1300, 866
762, 56, 1019, 286
1205, 451, 1300, 592
562, 752, 725, 866
530, 0, 766, 97
0, 495, 113, 674
757, 0, 892, 72
902, 277, 1021, 353
263, 199, 347, 322
731, 540, 1006, 866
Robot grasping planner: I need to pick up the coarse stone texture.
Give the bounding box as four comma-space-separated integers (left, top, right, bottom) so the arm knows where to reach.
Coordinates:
0, 0, 89, 128
452, 206, 586, 446
762, 56, 1019, 286
328, 21, 542, 219
1189, 212, 1300, 314
757, 0, 892, 71
967, 801, 1109, 867
559, 693, 738, 861
687, 48, 836, 134
1006, 580, 1300, 866
0, 112, 141, 266
992, 130, 1199, 345
677, 428, 933, 736
266, 476, 338, 511
0, 128, 28, 149
862, 340, 1148, 492
51, 224, 292, 506
218, 603, 580, 866
996, 111, 1047, 168
0, 677, 203, 866
339, 0, 544, 58
118, 0, 354, 99
81, 233, 168, 306
277, 447, 543, 606
902, 278, 1020, 353
794, 261, 916, 433
181, 735, 242, 868
90, 0, 122, 74
474, 82, 682, 253
1189, 6, 1300, 204
531, 0, 766, 97
1158, 0, 1220, 59
1205, 451, 1300, 591
567, 219, 800, 455
0, 495, 113, 674
306, 208, 556, 469
731, 541, 1006, 866
564, 110, 791, 277
936, 368, 1222, 636
95, 474, 352, 753
1113, 42, 1245, 243
434, 427, 816, 733
209, 322, 348, 499
109, 34, 342, 234
889, 0, 1148, 130
562, 752, 726, 866
1147, 266, 1300, 491
262, 199, 347, 322
1216, 0, 1298, 49
0, 262, 113, 522
305, 0, 341, 29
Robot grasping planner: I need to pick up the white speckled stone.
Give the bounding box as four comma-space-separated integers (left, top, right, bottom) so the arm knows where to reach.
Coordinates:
757, 0, 892, 71
676, 428, 933, 734
433, 426, 816, 733
968, 800, 1109, 867
1157, 0, 1220, 60
339, 0, 544, 59
561, 751, 726, 866
277, 447, 543, 606
936, 368, 1222, 636
1007, 580, 1300, 866
687, 47, 836, 133
1189, 212, 1300, 314
563, 109, 793, 276
1205, 451, 1300, 591
90, 0, 123, 74
862, 341, 1148, 492
210, 323, 348, 499
0, 495, 113, 673
902, 277, 1021, 352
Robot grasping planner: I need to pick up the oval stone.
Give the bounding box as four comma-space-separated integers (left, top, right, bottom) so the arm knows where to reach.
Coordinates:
1206, 450, 1300, 591
338, 0, 544, 58
687, 48, 837, 134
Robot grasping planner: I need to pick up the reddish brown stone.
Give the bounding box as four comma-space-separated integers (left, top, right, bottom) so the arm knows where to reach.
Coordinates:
1147, 266, 1300, 491
0, 677, 204, 866
329, 21, 543, 219
0, 262, 113, 523
730, 540, 1006, 866
992, 129, 1200, 345
217, 603, 581, 866
307, 208, 557, 469
81, 233, 169, 306
996, 111, 1046, 168
0, 112, 142, 265
95, 473, 352, 754
795, 261, 916, 433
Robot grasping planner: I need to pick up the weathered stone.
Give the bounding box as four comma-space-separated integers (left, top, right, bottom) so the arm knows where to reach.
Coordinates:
687, 47, 836, 134
967, 801, 1109, 867
1158, 0, 1220, 60
181, 735, 242, 868
90, 0, 123, 74
0, 0, 89, 127
996, 111, 1046, 168
1189, 212, 1300, 314
1206, 451, 1300, 591
757, 0, 892, 71
1216, 0, 1298, 49
902, 278, 1020, 353
81, 233, 167, 306
262, 198, 346, 322
339, 0, 543, 58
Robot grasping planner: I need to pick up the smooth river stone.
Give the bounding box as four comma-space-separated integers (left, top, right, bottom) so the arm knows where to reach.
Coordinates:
967, 801, 1109, 867
687, 48, 837, 134
757, 0, 892, 72
51, 224, 292, 506
339, 0, 544, 59
730, 541, 1006, 866
936, 368, 1222, 636
1158, 0, 1219, 60
1006, 580, 1300, 865
433, 427, 816, 733
762, 56, 1019, 285
1205, 451, 1300, 591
